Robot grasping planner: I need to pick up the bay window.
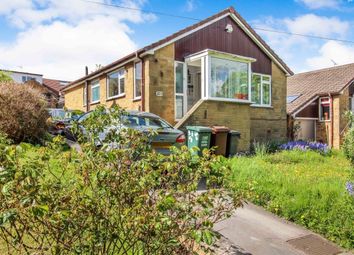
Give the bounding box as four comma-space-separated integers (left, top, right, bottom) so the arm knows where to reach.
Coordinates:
134, 61, 142, 99
107, 69, 125, 99
210, 57, 249, 100
251, 73, 271, 106
91, 80, 100, 103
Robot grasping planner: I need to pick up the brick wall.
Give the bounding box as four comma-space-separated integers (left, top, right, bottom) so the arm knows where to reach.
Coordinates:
250, 62, 287, 142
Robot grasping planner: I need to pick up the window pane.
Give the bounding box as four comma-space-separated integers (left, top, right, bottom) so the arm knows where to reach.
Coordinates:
263, 83, 270, 105
175, 63, 184, 94
91, 85, 100, 102
320, 98, 330, 120
262, 76, 270, 82
135, 62, 142, 98
108, 72, 119, 98
175, 95, 184, 119
119, 77, 125, 94
83, 87, 87, 105
251, 74, 261, 104
210, 57, 248, 100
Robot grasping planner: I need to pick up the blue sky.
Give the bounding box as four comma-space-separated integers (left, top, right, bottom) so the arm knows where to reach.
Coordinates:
1, 0, 354, 80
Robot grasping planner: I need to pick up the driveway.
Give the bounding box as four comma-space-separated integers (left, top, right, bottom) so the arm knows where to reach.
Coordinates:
214, 202, 351, 255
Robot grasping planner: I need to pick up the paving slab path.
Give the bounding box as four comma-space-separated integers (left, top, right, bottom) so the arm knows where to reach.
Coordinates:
214, 202, 352, 255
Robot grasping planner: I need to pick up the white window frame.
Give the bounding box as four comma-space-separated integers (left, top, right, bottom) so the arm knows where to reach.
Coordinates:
319, 97, 331, 122
83, 86, 87, 106
90, 80, 100, 104
134, 61, 142, 100
106, 68, 126, 100
208, 55, 252, 103
174, 61, 187, 121
251, 73, 272, 107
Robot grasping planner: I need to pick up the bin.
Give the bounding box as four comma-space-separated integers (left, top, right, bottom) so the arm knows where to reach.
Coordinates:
226, 131, 241, 157
210, 126, 230, 156
186, 126, 212, 156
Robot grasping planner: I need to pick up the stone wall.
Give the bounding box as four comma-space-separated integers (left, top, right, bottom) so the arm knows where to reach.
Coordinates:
63, 85, 85, 111
64, 63, 142, 112
250, 62, 287, 142
181, 100, 251, 151
146, 44, 176, 125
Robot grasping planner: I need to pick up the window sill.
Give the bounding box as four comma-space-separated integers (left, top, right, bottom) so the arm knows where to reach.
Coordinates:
251, 104, 273, 109
319, 119, 331, 122
133, 97, 142, 102
206, 97, 252, 104
90, 101, 100, 105
106, 94, 126, 101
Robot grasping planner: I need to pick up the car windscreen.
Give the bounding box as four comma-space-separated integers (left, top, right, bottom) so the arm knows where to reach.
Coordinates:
123, 115, 171, 129
49, 109, 66, 119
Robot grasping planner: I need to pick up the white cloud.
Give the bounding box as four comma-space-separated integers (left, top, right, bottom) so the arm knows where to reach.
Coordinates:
0, 0, 155, 80
297, 0, 340, 9
284, 14, 349, 38
306, 41, 354, 69
185, 0, 196, 12
251, 14, 351, 72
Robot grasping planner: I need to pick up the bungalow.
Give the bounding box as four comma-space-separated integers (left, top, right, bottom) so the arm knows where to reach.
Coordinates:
62, 7, 293, 151
287, 63, 354, 149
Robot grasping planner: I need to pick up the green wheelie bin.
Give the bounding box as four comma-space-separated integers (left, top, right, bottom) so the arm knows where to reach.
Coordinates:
186, 126, 212, 156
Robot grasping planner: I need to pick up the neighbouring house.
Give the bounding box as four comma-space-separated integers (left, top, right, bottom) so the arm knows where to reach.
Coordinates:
43, 78, 70, 107
0, 69, 70, 107
287, 63, 354, 149
62, 7, 293, 151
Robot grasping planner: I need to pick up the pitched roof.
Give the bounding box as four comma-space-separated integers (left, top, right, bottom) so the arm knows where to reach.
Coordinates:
287, 63, 354, 115
43, 78, 70, 96
63, 6, 292, 91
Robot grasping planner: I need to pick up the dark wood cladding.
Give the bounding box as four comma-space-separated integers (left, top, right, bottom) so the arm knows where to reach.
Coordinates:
175, 16, 272, 74
297, 101, 318, 118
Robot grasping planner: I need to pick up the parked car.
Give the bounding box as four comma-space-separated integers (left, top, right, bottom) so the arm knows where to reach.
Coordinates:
47, 108, 83, 135
64, 110, 186, 155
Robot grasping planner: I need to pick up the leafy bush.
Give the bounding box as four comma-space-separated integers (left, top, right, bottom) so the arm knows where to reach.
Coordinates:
228, 150, 354, 249
0, 81, 49, 143
342, 111, 354, 163
0, 106, 240, 254
0, 71, 12, 82
279, 141, 329, 154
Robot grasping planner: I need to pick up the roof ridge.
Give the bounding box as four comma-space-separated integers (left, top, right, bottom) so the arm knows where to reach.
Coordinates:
293, 62, 354, 76
64, 6, 292, 90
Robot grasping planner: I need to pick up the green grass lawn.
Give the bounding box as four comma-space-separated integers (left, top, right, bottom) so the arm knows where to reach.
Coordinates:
227, 150, 354, 249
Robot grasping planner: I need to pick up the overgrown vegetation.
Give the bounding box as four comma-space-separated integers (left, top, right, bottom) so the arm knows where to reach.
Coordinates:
228, 150, 354, 249
0, 71, 12, 82
343, 111, 354, 164
0, 81, 49, 143
0, 106, 240, 254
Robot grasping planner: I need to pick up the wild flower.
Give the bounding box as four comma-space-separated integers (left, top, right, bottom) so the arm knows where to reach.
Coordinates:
346, 182, 354, 196
279, 141, 329, 154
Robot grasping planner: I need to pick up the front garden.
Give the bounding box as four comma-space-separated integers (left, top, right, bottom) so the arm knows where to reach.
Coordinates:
227, 148, 354, 249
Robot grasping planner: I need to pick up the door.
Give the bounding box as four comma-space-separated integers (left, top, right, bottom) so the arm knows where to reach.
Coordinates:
295, 119, 316, 141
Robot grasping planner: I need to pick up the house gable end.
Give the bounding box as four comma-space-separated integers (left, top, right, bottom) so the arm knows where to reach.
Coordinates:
174, 15, 271, 74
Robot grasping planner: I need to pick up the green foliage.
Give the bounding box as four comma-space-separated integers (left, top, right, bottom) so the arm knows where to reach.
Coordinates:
342, 111, 354, 164
0, 106, 240, 254
228, 150, 354, 249
0, 81, 49, 143
0, 71, 12, 82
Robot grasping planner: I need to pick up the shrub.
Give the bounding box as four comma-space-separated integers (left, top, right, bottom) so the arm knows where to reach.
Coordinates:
0, 81, 49, 143
0, 106, 240, 254
279, 141, 329, 154
342, 111, 354, 163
